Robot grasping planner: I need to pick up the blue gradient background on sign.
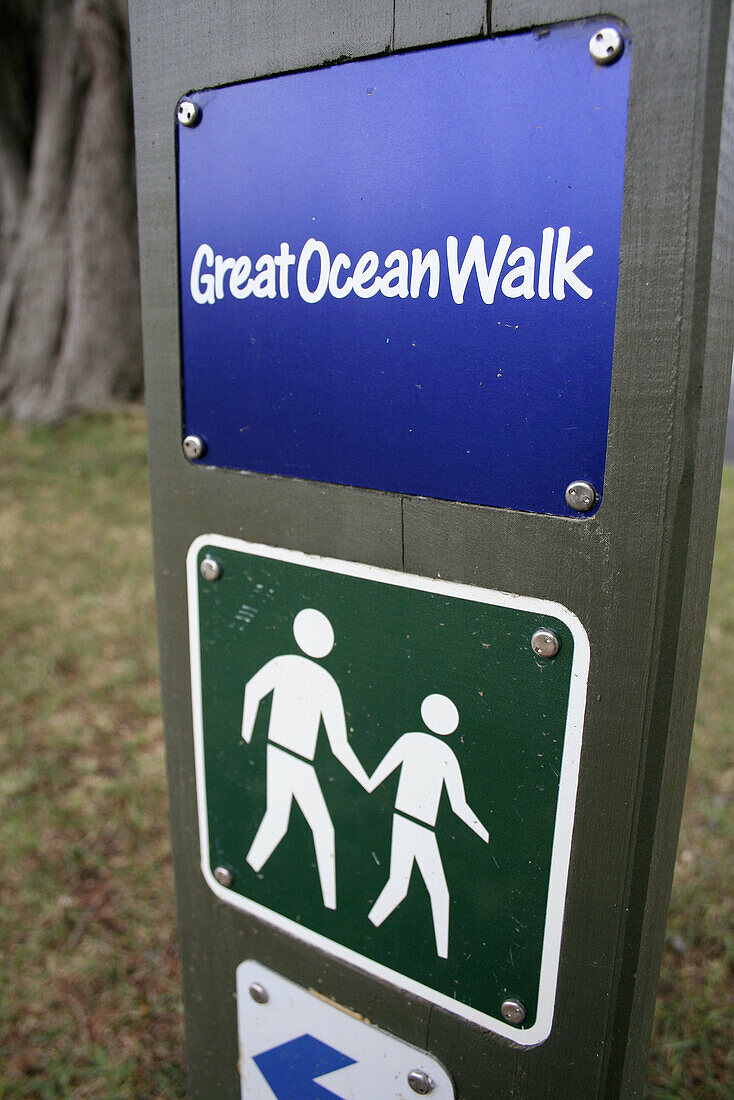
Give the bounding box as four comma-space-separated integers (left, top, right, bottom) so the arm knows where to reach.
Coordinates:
177, 22, 630, 515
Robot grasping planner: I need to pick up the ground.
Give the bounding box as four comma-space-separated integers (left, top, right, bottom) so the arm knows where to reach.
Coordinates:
0, 412, 731, 1098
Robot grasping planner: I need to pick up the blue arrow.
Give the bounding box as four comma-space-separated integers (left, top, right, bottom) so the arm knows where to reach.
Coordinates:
253, 1033, 356, 1099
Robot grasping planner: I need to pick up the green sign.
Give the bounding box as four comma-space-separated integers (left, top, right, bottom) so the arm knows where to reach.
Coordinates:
187, 536, 589, 1044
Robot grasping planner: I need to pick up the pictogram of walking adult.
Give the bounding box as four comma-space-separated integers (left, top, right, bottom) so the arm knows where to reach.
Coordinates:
241, 607, 371, 910
366, 694, 489, 958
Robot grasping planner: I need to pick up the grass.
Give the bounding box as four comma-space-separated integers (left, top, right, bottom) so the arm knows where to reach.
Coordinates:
647, 464, 734, 1098
0, 412, 731, 1098
0, 414, 183, 1099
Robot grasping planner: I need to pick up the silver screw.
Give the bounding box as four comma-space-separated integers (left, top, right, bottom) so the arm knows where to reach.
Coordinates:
407, 1070, 435, 1095
249, 982, 269, 1005
213, 866, 233, 887
183, 434, 206, 460
589, 27, 624, 65
177, 100, 201, 127
531, 629, 560, 659
501, 998, 527, 1025
200, 557, 221, 582
565, 480, 597, 512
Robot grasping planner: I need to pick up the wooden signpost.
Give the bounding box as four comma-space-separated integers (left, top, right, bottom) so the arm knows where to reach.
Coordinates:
129, 2, 734, 1096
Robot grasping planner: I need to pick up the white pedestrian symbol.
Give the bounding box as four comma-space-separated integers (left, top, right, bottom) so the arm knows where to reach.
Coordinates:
241, 608, 370, 910
366, 694, 489, 958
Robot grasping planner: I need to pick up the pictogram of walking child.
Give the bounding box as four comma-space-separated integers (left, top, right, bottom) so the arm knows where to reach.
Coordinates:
365, 693, 489, 959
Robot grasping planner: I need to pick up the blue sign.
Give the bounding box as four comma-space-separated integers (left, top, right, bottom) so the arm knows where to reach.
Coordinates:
177, 21, 630, 516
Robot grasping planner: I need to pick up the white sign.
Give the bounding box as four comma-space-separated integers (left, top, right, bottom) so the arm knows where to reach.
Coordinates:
236, 961, 455, 1099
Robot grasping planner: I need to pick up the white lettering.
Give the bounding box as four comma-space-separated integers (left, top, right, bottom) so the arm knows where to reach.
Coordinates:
328, 253, 353, 299
187, 227, 594, 307
215, 255, 235, 300
501, 246, 535, 300
446, 234, 511, 305
410, 249, 440, 299
229, 255, 253, 299
252, 254, 277, 299
538, 227, 554, 300
352, 251, 381, 298
381, 250, 410, 298
190, 243, 215, 305
553, 226, 593, 300
274, 242, 295, 298
297, 238, 330, 303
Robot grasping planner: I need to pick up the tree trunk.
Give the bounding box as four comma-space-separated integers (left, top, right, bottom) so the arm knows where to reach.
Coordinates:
0, 0, 142, 422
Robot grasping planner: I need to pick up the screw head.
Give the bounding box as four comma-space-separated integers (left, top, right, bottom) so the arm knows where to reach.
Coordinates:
589, 27, 624, 65
213, 866, 233, 887
565, 480, 597, 512
177, 99, 201, 127
200, 556, 221, 582
501, 998, 527, 1025
249, 982, 269, 1005
407, 1069, 435, 1095
183, 434, 206, 460
531, 629, 560, 659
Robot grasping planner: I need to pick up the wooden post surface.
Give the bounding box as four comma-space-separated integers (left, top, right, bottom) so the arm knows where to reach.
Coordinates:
129, 2, 734, 1096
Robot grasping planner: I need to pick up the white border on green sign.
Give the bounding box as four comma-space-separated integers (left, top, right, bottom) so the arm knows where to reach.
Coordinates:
186, 534, 590, 1047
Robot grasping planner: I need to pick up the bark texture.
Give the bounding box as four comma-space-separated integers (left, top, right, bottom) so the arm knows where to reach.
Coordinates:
0, 0, 141, 422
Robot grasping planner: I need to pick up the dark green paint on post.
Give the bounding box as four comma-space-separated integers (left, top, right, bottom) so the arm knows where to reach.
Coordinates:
130, 0, 734, 1093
